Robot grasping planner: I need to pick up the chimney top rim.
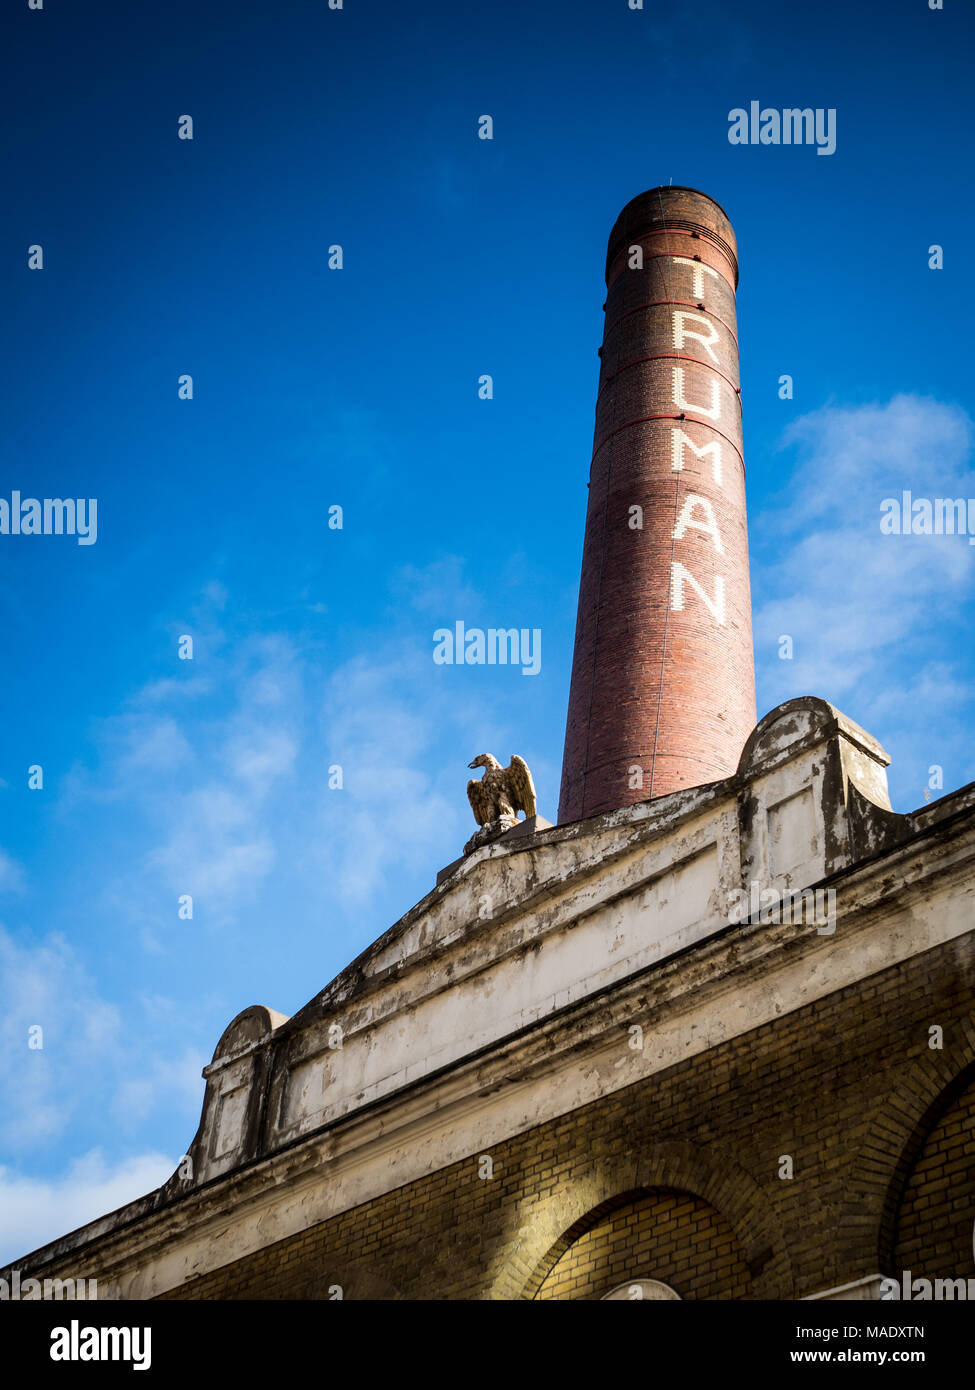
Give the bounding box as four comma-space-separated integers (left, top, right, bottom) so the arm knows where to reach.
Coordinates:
606, 186, 738, 287
624, 184, 734, 224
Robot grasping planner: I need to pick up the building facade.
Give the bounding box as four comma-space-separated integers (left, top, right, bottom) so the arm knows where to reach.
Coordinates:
9, 695, 975, 1300
7, 190, 974, 1301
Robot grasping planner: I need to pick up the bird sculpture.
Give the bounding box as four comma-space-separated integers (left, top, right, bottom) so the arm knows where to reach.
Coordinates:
466, 753, 537, 832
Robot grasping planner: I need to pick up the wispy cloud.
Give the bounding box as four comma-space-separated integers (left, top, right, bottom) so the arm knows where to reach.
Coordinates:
0, 925, 122, 1152
69, 561, 506, 923
753, 394, 975, 806
112, 1049, 206, 1131
0, 554, 549, 1243
307, 645, 485, 904
0, 1150, 173, 1266
0, 922, 205, 1162
66, 627, 303, 927
0, 849, 26, 895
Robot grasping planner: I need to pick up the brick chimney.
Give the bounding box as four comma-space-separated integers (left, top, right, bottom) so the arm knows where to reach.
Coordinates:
558, 187, 756, 823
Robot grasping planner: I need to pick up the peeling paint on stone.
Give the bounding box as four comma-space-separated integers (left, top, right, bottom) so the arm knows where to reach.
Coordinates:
5, 697, 975, 1299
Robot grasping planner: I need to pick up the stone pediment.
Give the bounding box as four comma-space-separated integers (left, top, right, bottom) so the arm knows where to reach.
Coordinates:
10, 696, 975, 1295
163, 697, 921, 1189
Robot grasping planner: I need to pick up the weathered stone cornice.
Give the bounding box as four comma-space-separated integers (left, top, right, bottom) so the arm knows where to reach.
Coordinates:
7, 697, 974, 1298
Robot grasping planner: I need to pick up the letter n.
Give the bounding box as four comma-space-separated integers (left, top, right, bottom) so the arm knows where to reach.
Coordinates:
670, 563, 725, 625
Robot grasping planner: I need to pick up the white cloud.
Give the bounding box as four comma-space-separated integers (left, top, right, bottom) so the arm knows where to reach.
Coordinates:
68, 628, 304, 927
112, 1049, 206, 1130
116, 716, 195, 777
389, 555, 483, 618
308, 644, 491, 905
753, 394, 975, 805
0, 1150, 174, 1266
146, 783, 277, 903
0, 926, 122, 1151
132, 675, 215, 705
223, 728, 297, 788
0, 849, 26, 895
84, 566, 507, 918
0, 559, 539, 1250
0, 924, 206, 1161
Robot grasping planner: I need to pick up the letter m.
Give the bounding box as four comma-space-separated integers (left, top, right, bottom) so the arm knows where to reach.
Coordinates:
672, 428, 723, 486
102, 1328, 129, 1359
43, 498, 75, 535
934, 1278, 967, 1300
670, 563, 725, 625
934, 498, 965, 534
487, 628, 519, 665
782, 109, 814, 144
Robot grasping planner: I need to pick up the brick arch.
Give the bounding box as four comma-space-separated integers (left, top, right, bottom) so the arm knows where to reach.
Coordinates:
533, 1188, 752, 1301
894, 1072, 975, 1281
846, 1014, 975, 1275
490, 1139, 794, 1300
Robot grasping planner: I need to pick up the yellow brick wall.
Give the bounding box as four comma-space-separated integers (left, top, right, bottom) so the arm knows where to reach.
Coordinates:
894, 1074, 975, 1282
534, 1191, 751, 1300
160, 933, 975, 1301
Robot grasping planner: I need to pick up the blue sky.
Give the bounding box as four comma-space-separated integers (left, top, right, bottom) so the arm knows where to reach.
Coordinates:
1, 0, 973, 1260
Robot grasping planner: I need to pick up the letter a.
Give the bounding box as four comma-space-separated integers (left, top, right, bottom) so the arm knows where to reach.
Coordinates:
672, 494, 724, 554
728, 109, 748, 145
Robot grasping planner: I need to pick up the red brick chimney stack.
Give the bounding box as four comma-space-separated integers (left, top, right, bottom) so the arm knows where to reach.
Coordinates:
558, 187, 756, 823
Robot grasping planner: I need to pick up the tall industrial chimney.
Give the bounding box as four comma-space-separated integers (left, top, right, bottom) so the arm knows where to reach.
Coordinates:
558, 187, 756, 823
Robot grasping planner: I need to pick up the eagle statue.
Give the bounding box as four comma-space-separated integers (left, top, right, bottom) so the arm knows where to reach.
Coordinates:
465, 754, 537, 854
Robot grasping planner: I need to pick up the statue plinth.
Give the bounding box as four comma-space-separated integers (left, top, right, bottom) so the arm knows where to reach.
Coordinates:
437, 815, 555, 887
463, 814, 520, 856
